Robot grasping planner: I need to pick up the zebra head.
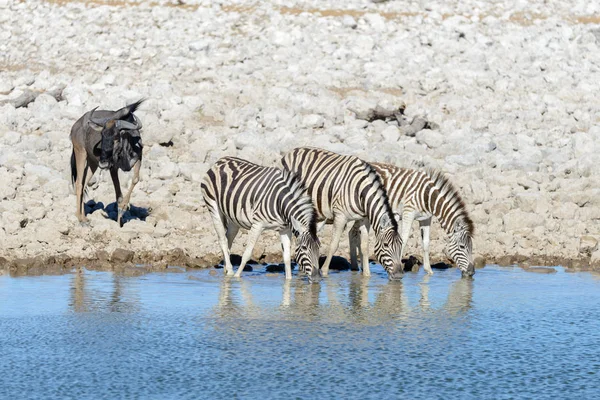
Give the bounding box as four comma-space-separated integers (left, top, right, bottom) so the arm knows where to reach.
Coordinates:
448, 219, 474, 277
295, 231, 321, 281
374, 227, 404, 280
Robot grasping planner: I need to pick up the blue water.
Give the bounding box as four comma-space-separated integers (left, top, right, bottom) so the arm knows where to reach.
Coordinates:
0, 265, 599, 399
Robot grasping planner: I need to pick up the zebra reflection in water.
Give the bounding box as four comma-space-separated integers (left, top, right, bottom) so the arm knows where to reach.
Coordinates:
211, 273, 473, 325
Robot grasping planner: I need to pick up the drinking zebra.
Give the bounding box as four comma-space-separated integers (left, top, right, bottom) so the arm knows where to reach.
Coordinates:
201, 157, 320, 280
281, 147, 403, 280
350, 164, 475, 277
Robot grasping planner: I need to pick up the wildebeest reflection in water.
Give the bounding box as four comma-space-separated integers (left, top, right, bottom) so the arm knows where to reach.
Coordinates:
70, 268, 140, 313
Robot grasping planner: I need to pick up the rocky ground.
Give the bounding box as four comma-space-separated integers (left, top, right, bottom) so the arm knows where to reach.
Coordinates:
1, 0, 600, 274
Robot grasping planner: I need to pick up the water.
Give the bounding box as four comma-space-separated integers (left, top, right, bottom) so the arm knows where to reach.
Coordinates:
1, 265, 599, 399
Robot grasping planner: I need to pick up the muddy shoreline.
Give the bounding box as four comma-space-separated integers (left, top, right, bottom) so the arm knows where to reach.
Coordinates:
1, 250, 598, 277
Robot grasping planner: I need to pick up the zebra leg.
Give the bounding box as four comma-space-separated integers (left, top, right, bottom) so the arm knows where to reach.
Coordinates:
209, 212, 234, 276
226, 223, 239, 250
279, 229, 293, 280
321, 214, 347, 277
419, 217, 434, 275
401, 208, 416, 271
282, 279, 291, 307
234, 224, 264, 278
358, 221, 371, 277
317, 220, 328, 233
348, 221, 360, 270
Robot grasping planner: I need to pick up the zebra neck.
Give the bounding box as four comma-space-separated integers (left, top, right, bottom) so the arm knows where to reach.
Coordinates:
282, 200, 312, 235
365, 194, 394, 234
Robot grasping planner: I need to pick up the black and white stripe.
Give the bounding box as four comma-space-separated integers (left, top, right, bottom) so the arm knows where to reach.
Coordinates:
359, 163, 475, 277
281, 147, 403, 280
201, 156, 320, 280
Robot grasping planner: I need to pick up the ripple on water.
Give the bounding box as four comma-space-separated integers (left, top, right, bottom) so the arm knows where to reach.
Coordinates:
0, 265, 599, 399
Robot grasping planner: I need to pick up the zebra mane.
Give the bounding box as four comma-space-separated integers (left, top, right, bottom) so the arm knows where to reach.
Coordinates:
363, 161, 398, 232
280, 168, 318, 237
423, 168, 474, 236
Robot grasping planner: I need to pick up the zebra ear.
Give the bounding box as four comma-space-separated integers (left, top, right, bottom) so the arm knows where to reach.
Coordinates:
290, 218, 303, 235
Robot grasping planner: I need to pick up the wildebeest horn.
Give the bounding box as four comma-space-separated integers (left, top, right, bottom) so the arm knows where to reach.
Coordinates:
115, 120, 139, 131
133, 114, 142, 130
88, 107, 106, 128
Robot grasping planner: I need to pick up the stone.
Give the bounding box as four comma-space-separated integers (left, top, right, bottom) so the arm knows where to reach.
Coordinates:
523, 267, 557, 274
403, 256, 421, 272
266, 263, 297, 273
381, 125, 400, 142
416, 129, 445, 149
0, 131, 21, 145
302, 114, 325, 129
502, 210, 544, 232
342, 15, 358, 29
189, 40, 210, 52
319, 255, 351, 271
579, 236, 598, 254
112, 248, 135, 263
0, 79, 13, 95
364, 13, 387, 32
591, 250, 600, 267
152, 158, 179, 180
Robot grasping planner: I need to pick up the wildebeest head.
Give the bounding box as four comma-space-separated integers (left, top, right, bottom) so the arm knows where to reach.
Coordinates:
89, 111, 142, 170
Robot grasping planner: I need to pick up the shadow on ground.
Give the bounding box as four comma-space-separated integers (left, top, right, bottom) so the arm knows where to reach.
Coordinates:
84, 200, 151, 225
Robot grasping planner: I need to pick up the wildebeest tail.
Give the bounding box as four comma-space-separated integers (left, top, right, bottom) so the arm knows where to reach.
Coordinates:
71, 149, 77, 187
114, 98, 146, 120
127, 98, 146, 114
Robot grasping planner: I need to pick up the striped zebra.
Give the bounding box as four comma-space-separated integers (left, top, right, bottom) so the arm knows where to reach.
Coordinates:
350, 163, 475, 277
281, 147, 403, 280
201, 157, 320, 280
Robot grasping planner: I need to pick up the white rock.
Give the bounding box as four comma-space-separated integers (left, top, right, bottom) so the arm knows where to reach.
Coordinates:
363, 13, 387, 32
0, 79, 13, 95
381, 125, 400, 142
302, 114, 324, 129
0, 131, 21, 145
152, 157, 179, 180
502, 210, 544, 232
189, 39, 210, 52
272, 30, 293, 47
416, 129, 445, 149
342, 15, 357, 29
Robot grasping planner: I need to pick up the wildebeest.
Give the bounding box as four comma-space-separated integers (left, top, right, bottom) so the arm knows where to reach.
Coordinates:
70, 99, 144, 226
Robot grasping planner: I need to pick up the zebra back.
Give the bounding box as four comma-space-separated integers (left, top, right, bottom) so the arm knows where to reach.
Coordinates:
281, 147, 397, 234
372, 163, 474, 237
201, 156, 316, 235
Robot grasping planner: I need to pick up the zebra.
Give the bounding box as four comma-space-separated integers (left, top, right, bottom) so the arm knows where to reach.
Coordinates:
349, 163, 475, 277
281, 147, 403, 280
201, 156, 320, 280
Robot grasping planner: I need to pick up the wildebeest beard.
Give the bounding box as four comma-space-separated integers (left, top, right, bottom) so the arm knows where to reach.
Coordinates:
101, 131, 142, 171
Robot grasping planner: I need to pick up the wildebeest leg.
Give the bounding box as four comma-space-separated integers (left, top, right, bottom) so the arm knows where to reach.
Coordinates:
83, 158, 98, 194
73, 146, 89, 223
109, 167, 123, 225
117, 159, 141, 226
